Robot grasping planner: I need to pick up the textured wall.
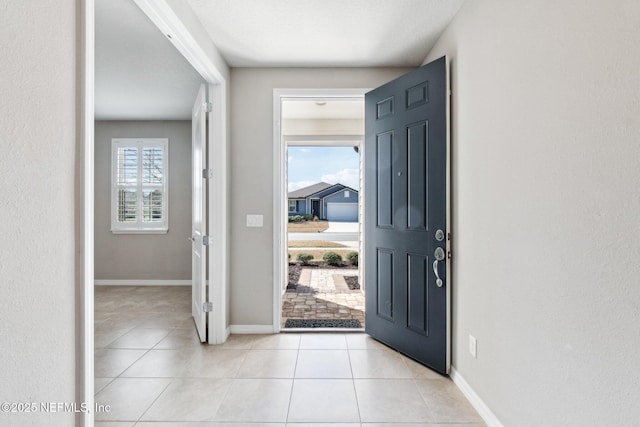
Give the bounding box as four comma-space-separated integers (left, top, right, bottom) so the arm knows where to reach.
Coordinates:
0, 0, 76, 425
425, 0, 640, 425
94, 121, 192, 281
230, 68, 412, 326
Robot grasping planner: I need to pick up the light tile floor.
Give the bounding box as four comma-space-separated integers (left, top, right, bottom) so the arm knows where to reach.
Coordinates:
95, 286, 485, 426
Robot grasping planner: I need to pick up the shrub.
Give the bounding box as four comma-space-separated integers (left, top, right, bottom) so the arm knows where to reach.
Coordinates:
346, 251, 358, 266
323, 251, 343, 266
301, 214, 313, 221
288, 215, 305, 223
297, 253, 314, 265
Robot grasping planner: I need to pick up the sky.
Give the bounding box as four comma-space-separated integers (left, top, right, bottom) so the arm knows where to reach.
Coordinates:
288, 146, 359, 192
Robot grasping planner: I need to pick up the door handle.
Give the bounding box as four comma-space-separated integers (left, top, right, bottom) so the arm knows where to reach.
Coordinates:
433, 247, 445, 287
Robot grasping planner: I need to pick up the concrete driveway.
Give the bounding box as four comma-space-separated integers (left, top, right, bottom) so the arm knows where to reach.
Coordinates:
324, 221, 359, 233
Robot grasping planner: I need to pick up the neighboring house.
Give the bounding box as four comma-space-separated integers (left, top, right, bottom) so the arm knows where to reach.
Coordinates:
288, 181, 359, 222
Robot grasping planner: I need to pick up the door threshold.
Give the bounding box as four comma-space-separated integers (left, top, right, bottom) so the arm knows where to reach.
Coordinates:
281, 327, 365, 333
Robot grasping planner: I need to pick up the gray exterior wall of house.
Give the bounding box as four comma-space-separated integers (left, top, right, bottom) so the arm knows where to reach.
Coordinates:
288, 199, 304, 215
322, 188, 359, 219
289, 184, 359, 218
305, 184, 347, 217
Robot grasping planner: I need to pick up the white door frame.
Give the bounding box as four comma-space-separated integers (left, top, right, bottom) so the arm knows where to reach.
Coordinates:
80, 1, 228, 425
133, 2, 229, 345
272, 89, 368, 331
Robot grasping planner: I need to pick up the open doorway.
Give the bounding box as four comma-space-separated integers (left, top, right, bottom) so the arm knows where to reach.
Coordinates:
274, 95, 367, 330
84, 0, 230, 421
93, 0, 206, 382
284, 146, 363, 329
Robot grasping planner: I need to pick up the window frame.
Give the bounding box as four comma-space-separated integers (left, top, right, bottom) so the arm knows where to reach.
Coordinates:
111, 138, 169, 234
288, 200, 297, 212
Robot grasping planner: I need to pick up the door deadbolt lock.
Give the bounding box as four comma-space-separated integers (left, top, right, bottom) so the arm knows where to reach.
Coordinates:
435, 229, 445, 242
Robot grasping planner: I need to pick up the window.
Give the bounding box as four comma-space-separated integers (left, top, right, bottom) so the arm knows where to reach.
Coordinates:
289, 200, 297, 212
344, 190, 349, 197
111, 138, 168, 234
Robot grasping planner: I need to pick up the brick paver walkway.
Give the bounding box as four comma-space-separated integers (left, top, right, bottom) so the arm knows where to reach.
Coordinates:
282, 267, 365, 328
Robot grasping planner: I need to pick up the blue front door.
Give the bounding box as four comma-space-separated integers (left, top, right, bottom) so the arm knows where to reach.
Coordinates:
364, 56, 450, 374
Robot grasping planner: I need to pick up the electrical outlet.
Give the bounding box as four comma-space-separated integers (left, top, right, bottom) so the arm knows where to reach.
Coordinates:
469, 335, 477, 358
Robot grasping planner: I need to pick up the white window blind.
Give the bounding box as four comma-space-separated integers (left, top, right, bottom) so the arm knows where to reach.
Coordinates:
111, 138, 168, 233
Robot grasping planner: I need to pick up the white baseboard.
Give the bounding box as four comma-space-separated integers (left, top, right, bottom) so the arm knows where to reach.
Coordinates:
450, 367, 504, 427
94, 279, 191, 286
228, 324, 275, 334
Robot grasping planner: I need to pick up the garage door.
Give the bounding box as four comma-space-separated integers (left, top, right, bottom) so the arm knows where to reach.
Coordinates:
326, 203, 358, 222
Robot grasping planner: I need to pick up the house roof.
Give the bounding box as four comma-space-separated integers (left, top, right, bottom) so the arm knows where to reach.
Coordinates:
288, 182, 335, 199
289, 182, 359, 199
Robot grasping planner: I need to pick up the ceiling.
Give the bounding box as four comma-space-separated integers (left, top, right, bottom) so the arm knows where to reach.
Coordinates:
187, 0, 465, 67
95, 0, 203, 120
95, 0, 464, 120
282, 100, 363, 120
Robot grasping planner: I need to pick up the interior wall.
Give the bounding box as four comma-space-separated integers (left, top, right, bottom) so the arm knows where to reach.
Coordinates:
0, 0, 76, 424
94, 120, 192, 281
424, 0, 640, 425
230, 67, 412, 326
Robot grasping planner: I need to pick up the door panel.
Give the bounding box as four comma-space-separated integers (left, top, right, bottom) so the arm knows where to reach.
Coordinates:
376, 131, 394, 228
407, 252, 428, 335
376, 248, 394, 321
192, 84, 207, 342
365, 56, 449, 374
407, 121, 428, 231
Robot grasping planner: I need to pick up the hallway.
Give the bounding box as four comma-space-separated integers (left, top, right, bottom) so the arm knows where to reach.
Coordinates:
95, 286, 484, 425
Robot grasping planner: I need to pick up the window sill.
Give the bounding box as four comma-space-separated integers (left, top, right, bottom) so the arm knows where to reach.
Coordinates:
111, 229, 168, 235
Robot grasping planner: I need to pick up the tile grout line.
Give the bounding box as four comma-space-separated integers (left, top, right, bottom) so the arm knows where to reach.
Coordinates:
115, 348, 152, 379
284, 345, 302, 423
133, 378, 173, 424
412, 375, 437, 423
209, 374, 237, 422
347, 344, 364, 425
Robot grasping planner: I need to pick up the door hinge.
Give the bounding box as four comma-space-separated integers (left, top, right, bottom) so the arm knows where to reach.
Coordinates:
202, 235, 211, 246
202, 168, 213, 179
203, 301, 213, 312
204, 102, 213, 113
